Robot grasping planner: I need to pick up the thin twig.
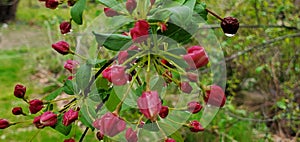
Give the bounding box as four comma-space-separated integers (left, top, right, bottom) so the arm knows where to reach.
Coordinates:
205, 8, 224, 21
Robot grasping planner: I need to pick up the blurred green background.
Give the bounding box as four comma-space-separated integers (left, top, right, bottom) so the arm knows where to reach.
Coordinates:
0, 0, 299, 141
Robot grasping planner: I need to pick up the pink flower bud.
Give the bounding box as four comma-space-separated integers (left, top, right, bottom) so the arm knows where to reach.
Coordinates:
96, 131, 104, 141
67, 76, 74, 80
204, 85, 226, 107
179, 82, 192, 94
126, 0, 137, 14
221, 17, 239, 35
0, 119, 10, 129
130, 20, 150, 43
52, 41, 70, 55
186, 72, 198, 82
64, 138, 76, 142
64, 60, 79, 73
60, 21, 72, 34
63, 109, 78, 126
104, 8, 120, 17
14, 84, 26, 98
102, 65, 131, 86
159, 22, 167, 32
165, 138, 176, 142
183, 46, 209, 70
138, 121, 145, 128
159, 106, 169, 118
189, 120, 204, 132
118, 51, 129, 64
12, 107, 24, 115
93, 113, 126, 137
40, 111, 57, 127
187, 101, 202, 114
125, 128, 138, 142
137, 91, 162, 121
29, 99, 44, 114
45, 0, 59, 9
33, 115, 45, 129
150, 0, 155, 5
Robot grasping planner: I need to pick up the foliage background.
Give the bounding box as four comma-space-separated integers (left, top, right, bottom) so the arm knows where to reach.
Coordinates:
0, 0, 299, 141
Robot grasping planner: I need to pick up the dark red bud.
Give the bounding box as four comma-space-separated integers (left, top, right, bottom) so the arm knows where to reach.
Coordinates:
204, 85, 226, 107
187, 101, 202, 114
221, 17, 239, 36
40, 111, 57, 127
104, 8, 120, 17
60, 21, 72, 34
12, 107, 24, 115
125, 128, 138, 142
186, 72, 198, 82
0, 119, 10, 129
29, 99, 44, 114
52, 41, 70, 55
159, 106, 169, 118
93, 113, 126, 137
45, 0, 59, 9
189, 120, 204, 132
67, 0, 76, 6
14, 84, 26, 98
33, 115, 45, 129
64, 138, 76, 142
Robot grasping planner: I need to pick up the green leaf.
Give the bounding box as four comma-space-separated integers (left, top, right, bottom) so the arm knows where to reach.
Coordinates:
79, 111, 95, 131
150, 76, 165, 94
276, 101, 287, 110
167, 48, 187, 55
76, 64, 92, 91
143, 120, 159, 132
158, 22, 192, 44
183, 0, 196, 10
163, 51, 189, 69
44, 88, 63, 101
158, 122, 184, 141
93, 32, 132, 51
52, 115, 72, 136
63, 80, 77, 95
194, 2, 208, 21
97, 0, 123, 11
105, 89, 121, 112
79, 101, 96, 131
71, 0, 86, 25
87, 59, 107, 68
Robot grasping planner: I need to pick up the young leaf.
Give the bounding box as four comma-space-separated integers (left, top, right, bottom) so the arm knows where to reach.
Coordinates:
157, 22, 192, 44
51, 115, 72, 136
194, 2, 208, 20
63, 80, 77, 95
76, 64, 91, 91
93, 32, 132, 51
71, 0, 86, 25
44, 88, 63, 101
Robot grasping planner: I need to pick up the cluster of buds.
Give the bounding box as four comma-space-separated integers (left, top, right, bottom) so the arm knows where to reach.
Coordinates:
39, 0, 77, 9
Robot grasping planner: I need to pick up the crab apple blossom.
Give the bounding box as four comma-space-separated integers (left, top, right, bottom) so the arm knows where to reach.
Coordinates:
126, 0, 137, 14
93, 113, 126, 137
63, 109, 78, 126
52, 41, 70, 55
64, 60, 79, 73
137, 91, 162, 121
29, 99, 44, 114
165, 138, 176, 142
204, 85, 226, 107
40, 111, 57, 127
130, 20, 150, 43
183, 46, 209, 70
64, 138, 75, 142
102, 65, 131, 86
187, 101, 202, 114
189, 120, 204, 132
33, 115, 45, 129
179, 81, 193, 94
125, 128, 138, 142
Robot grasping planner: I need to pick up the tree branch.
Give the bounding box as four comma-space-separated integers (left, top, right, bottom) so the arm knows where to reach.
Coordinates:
226, 32, 300, 61
199, 24, 299, 30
